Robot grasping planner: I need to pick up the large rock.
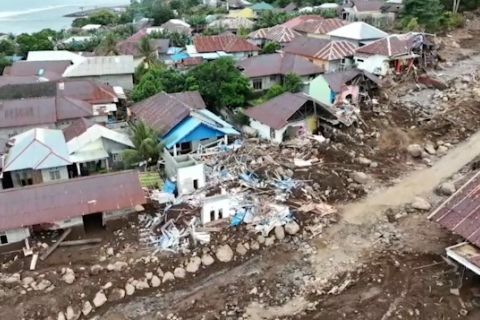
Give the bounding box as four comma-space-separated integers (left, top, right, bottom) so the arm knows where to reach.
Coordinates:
186, 257, 202, 273
411, 197, 432, 211
236, 243, 248, 256
108, 288, 126, 301
35, 279, 52, 291
357, 157, 372, 166
90, 265, 103, 275
58, 312, 66, 320
173, 268, 185, 279
93, 291, 107, 308
216, 245, 234, 262
22, 276, 34, 287
274, 226, 285, 240
125, 283, 135, 296
424, 143, 436, 155
65, 306, 77, 320
134, 279, 150, 290
4, 273, 20, 284
201, 254, 215, 266
265, 236, 275, 247
350, 171, 369, 185
62, 269, 75, 284
107, 261, 128, 272
82, 301, 93, 316
407, 144, 423, 158
151, 276, 161, 288
285, 221, 300, 235
438, 182, 456, 196
164, 271, 176, 282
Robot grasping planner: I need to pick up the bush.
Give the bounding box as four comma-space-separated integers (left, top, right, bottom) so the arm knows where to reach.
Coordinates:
443, 12, 465, 30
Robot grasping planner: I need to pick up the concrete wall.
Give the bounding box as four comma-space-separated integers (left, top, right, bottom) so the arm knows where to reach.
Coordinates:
41, 166, 69, 183
68, 74, 134, 90
309, 75, 334, 106
177, 163, 205, 195
354, 54, 389, 75
0, 227, 30, 245
201, 195, 234, 224
249, 119, 308, 143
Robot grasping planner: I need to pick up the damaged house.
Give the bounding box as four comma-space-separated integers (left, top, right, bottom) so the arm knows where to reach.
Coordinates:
308, 68, 381, 107
354, 32, 437, 76
244, 92, 338, 143
130, 91, 239, 156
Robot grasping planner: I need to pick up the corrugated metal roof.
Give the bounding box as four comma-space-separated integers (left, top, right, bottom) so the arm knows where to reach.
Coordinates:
294, 18, 348, 35
56, 96, 94, 120
4, 128, 71, 172
0, 171, 145, 232
284, 37, 357, 61
6, 61, 71, 80
327, 21, 388, 40
428, 172, 480, 247
60, 80, 118, 104
355, 33, 421, 57
130, 91, 206, 135
63, 118, 95, 142
251, 1, 274, 10
249, 25, 301, 43
0, 97, 57, 128
67, 124, 133, 155
209, 17, 255, 30
351, 0, 384, 12
237, 53, 323, 77
27, 51, 86, 65
194, 35, 259, 53
63, 56, 135, 77
282, 15, 324, 28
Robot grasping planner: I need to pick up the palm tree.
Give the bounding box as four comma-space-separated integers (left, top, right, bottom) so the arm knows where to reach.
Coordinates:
122, 121, 162, 168
96, 32, 119, 56
139, 37, 157, 67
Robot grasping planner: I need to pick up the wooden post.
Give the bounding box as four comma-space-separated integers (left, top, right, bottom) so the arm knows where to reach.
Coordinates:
40, 228, 72, 261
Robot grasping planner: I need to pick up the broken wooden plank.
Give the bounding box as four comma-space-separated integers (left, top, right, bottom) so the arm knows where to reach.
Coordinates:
30, 253, 38, 271
40, 228, 72, 261
59, 238, 102, 247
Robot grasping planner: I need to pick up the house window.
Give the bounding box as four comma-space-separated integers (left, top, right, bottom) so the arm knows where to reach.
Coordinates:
49, 169, 61, 181
16, 171, 33, 186
252, 78, 262, 90
269, 75, 277, 82
112, 153, 122, 162
247, 52, 254, 57
218, 209, 223, 219
210, 210, 215, 222
193, 179, 199, 190
0, 234, 7, 244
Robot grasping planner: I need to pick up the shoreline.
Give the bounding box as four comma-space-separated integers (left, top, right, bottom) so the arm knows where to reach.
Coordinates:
63, 5, 128, 18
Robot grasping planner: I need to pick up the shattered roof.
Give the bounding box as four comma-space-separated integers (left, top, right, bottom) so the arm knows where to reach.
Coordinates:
0, 171, 145, 232
193, 35, 259, 53
130, 91, 206, 135
237, 53, 323, 77
355, 33, 420, 57
322, 69, 381, 92
284, 37, 357, 61
249, 25, 302, 43
327, 21, 388, 40
293, 18, 348, 35
429, 172, 480, 247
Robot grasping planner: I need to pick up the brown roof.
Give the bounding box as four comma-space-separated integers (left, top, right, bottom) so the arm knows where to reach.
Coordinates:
0, 171, 146, 232
293, 18, 348, 35
356, 33, 418, 57
194, 35, 259, 53
63, 118, 95, 141
0, 97, 57, 129
428, 172, 480, 247
351, 0, 384, 12
322, 69, 381, 92
5, 60, 71, 80
130, 91, 206, 135
117, 38, 170, 57
56, 96, 94, 121
0, 82, 57, 100
282, 15, 324, 28
59, 80, 118, 104
249, 25, 302, 43
237, 53, 323, 78
284, 37, 357, 61
0, 76, 46, 87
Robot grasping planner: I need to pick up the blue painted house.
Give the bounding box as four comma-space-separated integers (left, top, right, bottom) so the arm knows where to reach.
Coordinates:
130, 91, 239, 155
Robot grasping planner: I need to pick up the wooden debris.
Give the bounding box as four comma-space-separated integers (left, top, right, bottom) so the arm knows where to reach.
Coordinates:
40, 228, 72, 261
30, 253, 38, 271
59, 238, 102, 247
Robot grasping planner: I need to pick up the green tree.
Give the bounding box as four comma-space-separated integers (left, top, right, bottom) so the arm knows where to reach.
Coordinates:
0, 39, 16, 56
188, 15, 207, 32
88, 10, 119, 26
16, 30, 55, 56
264, 84, 286, 99
261, 41, 281, 54
122, 121, 162, 168
283, 73, 303, 93
255, 11, 289, 29
132, 66, 187, 101
151, 1, 175, 25
139, 38, 157, 65
402, 0, 444, 32
0, 55, 12, 75
96, 33, 119, 55
186, 57, 252, 110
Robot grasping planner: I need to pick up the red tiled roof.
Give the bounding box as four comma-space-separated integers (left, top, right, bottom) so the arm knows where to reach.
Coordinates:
0, 171, 146, 232
293, 18, 348, 35
237, 53, 323, 78
249, 25, 302, 43
130, 91, 206, 135
356, 33, 418, 57
429, 172, 480, 247
281, 15, 324, 28
194, 35, 259, 53
284, 37, 357, 61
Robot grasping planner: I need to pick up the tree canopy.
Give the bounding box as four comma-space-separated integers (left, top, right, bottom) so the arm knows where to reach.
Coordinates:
132, 66, 187, 102
122, 121, 162, 168
402, 0, 445, 31
16, 29, 56, 56
151, 1, 175, 25
72, 10, 119, 28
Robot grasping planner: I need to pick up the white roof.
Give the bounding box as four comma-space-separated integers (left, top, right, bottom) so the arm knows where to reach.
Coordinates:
27, 51, 86, 64
327, 22, 388, 41
62, 36, 93, 44
67, 124, 134, 157
166, 19, 191, 28
4, 129, 71, 172
82, 24, 102, 30
63, 55, 135, 77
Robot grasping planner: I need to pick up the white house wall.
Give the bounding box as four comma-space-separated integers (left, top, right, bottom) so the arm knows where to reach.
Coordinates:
1, 227, 30, 245
176, 163, 206, 195
41, 166, 69, 183
354, 54, 389, 75
201, 195, 235, 224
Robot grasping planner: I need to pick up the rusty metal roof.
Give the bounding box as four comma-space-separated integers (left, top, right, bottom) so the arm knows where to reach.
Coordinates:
0, 97, 57, 128
63, 118, 95, 141
0, 171, 146, 232
130, 91, 206, 135
193, 35, 259, 53
281, 15, 324, 28
6, 60, 71, 80
429, 172, 480, 247
294, 18, 348, 35
284, 37, 357, 61
60, 80, 118, 104
249, 25, 302, 43
356, 33, 418, 57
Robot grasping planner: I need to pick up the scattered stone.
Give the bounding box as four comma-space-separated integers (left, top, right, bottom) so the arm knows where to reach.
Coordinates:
58, 312, 66, 320
236, 243, 248, 256
438, 182, 456, 196
93, 291, 107, 308
164, 271, 176, 282
201, 254, 214, 266
407, 144, 423, 158
82, 301, 93, 316
186, 257, 202, 273
424, 143, 436, 155
62, 270, 75, 284
106, 248, 114, 256
437, 145, 449, 156
108, 288, 126, 301
257, 235, 265, 244
151, 275, 161, 287
107, 261, 128, 272
125, 283, 135, 296
274, 226, 285, 240
216, 245, 234, 262
102, 282, 113, 290
411, 197, 432, 211
265, 236, 275, 247
157, 267, 164, 277
90, 265, 103, 275
173, 268, 185, 279
22, 276, 34, 287
357, 157, 372, 166
134, 279, 150, 290
65, 306, 77, 320
250, 241, 260, 250
4, 273, 20, 284
145, 272, 153, 280
35, 279, 52, 291
285, 221, 300, 235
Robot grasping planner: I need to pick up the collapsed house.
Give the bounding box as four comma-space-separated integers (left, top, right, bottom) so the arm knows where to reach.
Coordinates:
354, 32, 438, 76
0, 171, 145, 246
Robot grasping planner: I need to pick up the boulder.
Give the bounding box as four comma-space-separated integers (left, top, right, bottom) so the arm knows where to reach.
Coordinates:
62, 270, 75, 284
151, 275, 161, 288
35, 279, 52, 291
90, 265, 103, 275
350, 171, 369, 184
163, 271, 176, 282
93, 292, 107, 308
58, 312, 66, 320
107, 261, 128, 272
4, 273, 20, 284
134, 279, 150, 290
125, 283, 135, 296
424, 143, 436, 155
407, 144, 423, 158
156, 267, 164, 277
106, 248, 114, 256
145, 272, 153, 280
186, 257, 202, 273
438, 182, 456, 196
201, 254, 215, 266
108, 288, 125, 301
22, 276, 34, 287
285, 221, 300, 235
274, 226, 285, 240
82, 301, 93, 316
235, 243, 248, 256
265, 236, 275, 247
437, 145, 448, 156
411, 197, 432, 211
357, 157, 372, 166
216, 245, 234, 263
65, 306, 77, 320
250, 241, 260, 250
173, 268, 185, 279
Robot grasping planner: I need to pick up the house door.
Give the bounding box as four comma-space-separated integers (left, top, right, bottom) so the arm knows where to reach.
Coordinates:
193, 179, 199, 190
83, 212, 105, 233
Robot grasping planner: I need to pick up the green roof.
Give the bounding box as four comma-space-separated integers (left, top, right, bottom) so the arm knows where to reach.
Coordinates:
251, 1, 274, 10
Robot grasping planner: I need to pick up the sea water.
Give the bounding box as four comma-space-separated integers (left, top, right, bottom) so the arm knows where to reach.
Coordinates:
0, 0, 130, 35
